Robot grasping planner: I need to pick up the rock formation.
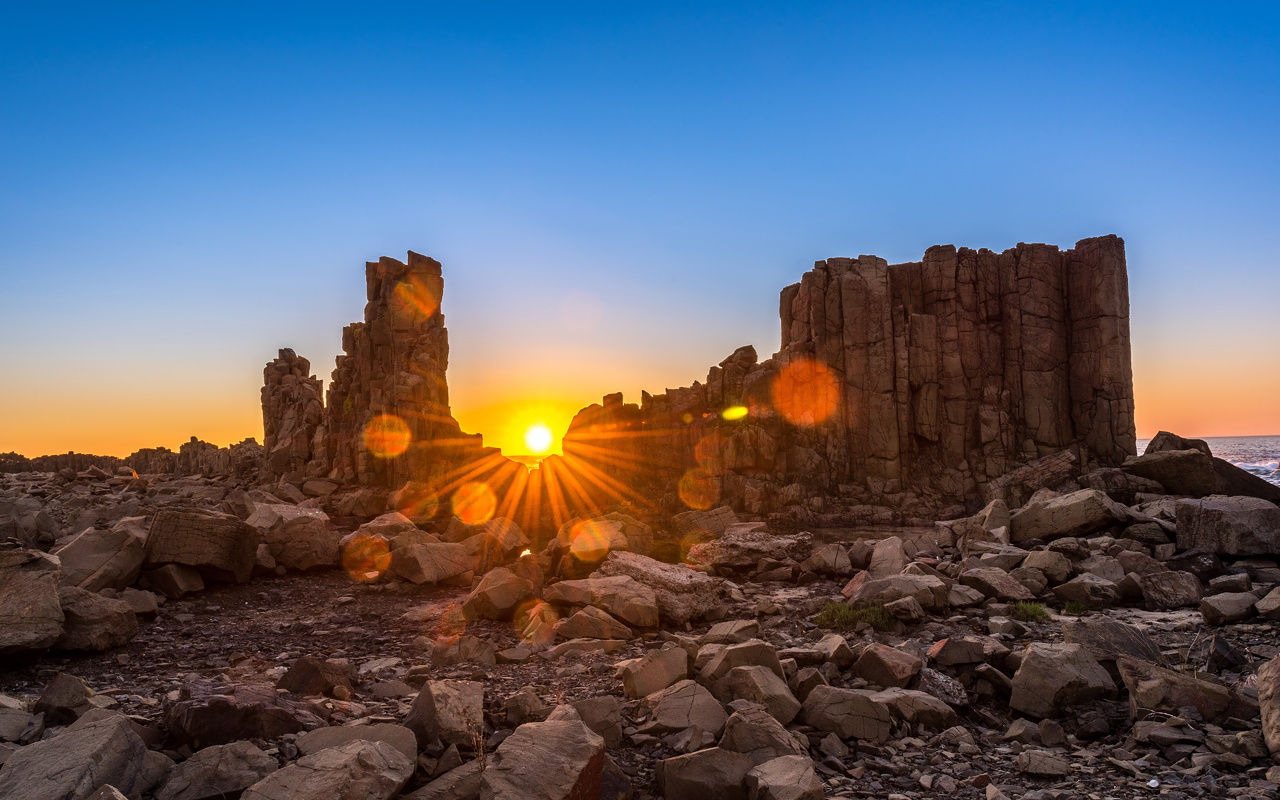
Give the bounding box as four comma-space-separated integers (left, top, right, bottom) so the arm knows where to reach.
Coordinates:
554, 235, 1136, 521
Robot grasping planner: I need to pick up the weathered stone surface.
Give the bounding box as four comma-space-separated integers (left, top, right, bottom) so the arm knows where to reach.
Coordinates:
259, 349, 326, 483
801, 685, 891, 742
698, 639, 784, 686
671, 506, 739, 542
54, 524, 146, 592
702, 619, 760, 645
1079, 467, 1164, 504
544, 573, 661, 629
639, 679, 727, 736
800, 543, 853, 575
1062, 617, 1163, 664
1009, 643, 1115, 719
718, 704, 808, 765
54, 586, 138, 651
1051, 574, 1120, 608
142, 563, 205, 598
155, 740, 278, 800
33, 671, 95, 724
480, 710, 606, 800
849, 573, 948, 611
245, 504, 338, 571
869, 687, 958, 729
1021, 550, 1072, 584
404, 680, 483, 748
744, 755, 824, 800
0, 549, 64, 660
853, 643, 921, 688
570, 695, 623, 748
1176, 496, 1280, 555
620, 645, 688, 699
596, 551, 724, 624
240, 740, 412, 800
402, 761, 481, 800
461, 567, 532, 621
1123, 448, 1216, 497
1199, 592, 1257, 626
960, 567, 1035, 602
553, 605, 633, 640
0, 714, 171, 800
657, 747, 754, 800
390, 542, 473, 585
1257, 586, 1280, 621
1117, 657, 1257, 724
723, 666, 801, 725
1009, 489, 1128, 542
295, 723, 417, 762
276, 656, 355, 698
145, 509, 257, 583
1017, 749, 1069, 777
1260, 657, 1280, 759
1136, 570, 1202, 610
164, 681, 326, 749
867, 536, 906, 578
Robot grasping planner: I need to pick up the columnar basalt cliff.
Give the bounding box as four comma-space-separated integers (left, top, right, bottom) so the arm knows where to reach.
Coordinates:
557, 235, 1136, 521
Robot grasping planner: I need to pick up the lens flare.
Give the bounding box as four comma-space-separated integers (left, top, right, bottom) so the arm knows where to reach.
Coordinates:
722, 405, 748, 421
771, 357, 840, 426
453, 481, 497, 525
678, 468, 720, 510
392, 480, 439, 521
568, 518, 615, 562
392, 275, 442, 320
524, 423, 554, 454
364, 414, 411, 458
341, 534, 392, 583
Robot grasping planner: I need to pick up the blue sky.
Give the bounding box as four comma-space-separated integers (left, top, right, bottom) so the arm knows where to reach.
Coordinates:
2, 2, 1277, 455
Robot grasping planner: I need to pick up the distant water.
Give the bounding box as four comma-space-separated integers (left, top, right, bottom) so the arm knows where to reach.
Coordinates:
1135, 435, 1280, 488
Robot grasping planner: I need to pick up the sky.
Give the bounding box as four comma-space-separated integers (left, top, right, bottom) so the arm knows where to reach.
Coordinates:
1, 2, 1277, 458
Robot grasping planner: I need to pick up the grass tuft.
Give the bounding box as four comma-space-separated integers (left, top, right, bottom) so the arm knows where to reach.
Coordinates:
1010, 600, 1051, 623
813, 601, 896, 632
1062, 600, 1091, 616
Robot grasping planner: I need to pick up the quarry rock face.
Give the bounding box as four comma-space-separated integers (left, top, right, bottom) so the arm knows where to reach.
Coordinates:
555, 235, 1136, 521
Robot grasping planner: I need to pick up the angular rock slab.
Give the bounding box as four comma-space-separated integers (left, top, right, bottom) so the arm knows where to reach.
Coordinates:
1009, 488, 1128, 542
404, 680, 484, 749
1117, 657, 1257, 724
154, 740, 278, 800
480, 712, 606, 800
594, 551, 722, 624
54, 526, 146, 592
1009, 642, 1115, 719
718, 704, 808, 766
164, 681, 326, 749
639, 679, 727, 737
657, 746, 754, 800
0, 549, 64, 660
145, 510, 257, 584
0, 714, 171, 800
543, 573, 660, 629
240, 739, 412, 800
800, 685, 891, 743
1176, 496, 1280, 556
1260, 656, 1280, 759
54, 586, 138, 651
744, 755, 825, 800
461, 567, 533, 621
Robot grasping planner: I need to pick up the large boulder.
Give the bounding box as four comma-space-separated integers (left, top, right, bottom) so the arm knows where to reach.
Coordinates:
389, 543, 473, 585
0, 714, 171, 800
240, 740, 412, 800
403, 680, 484, 749
295, 723, 417, 762
0, 549, 64, 660
595, 551, 722, 624
275, 656, 355, 698
154, 741, 279, 800
1078, 468, 1164, 505
744, 755, 824, 800
638, 680, 727, 736
1175, 496, 1280, 555
619, 645, 688, 699
1123, 448, 1217, 497
1136, 570, 1202, 610
960, 567, 1035, 602
1009, 643, 1116, 719
685, 527, 811, 571
1009, 489, 1128, 542
717, 704, 807, 765
53, 522, 146, 592
164, 681, 327, 749
553, 605, 633, 641
144, 510, 257, 583
723, 666, 801, 725
1199, 592, 1257, 626
245, 504, 339, 571
800, 686, 891, 743
671, 506, 738, 542
848, 573, 948, 612
480, 708, 606, 800
657, 747, 754, 800
544, 573, 660, 629
55, 586, 138, 651
461, 567, 533, 621
1117, 657, 1257, 724
1062, 617, 1163, 664
852, 643, 922, 689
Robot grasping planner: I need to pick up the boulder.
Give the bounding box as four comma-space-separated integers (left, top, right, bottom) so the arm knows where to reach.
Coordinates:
848, 573, 948, 611
154, 741, 278, 800
464, 517, 528, 573
620, 645, 688, 699
867, 536, 906, 578
295, 723, 417, 762
1009, 643, 1115, 719
570, 695, 624, 748
120, 588, 159, 616
1017, 750, 1069, 777
142, 564, 205, 598
53, 524, 146, 592
1020, 550, 1072, 584
698, 640, 784, 686
1009, 489, 1128, 542
1051, 574, 1120, 608
0, 549, 64, 660
402, 761, 481, 800
1123, 448, 1216, 497
1260, 656, 1280, 759
686, 528, 811, 571
275, 656, 355, 698
553, 606, 633, 640
638, 679, 727, 736
723, 666, 801, 724
480, 710, 606, 800
717, 704, 808, 765
702, 619, 760, 645
657, 747, 754, 800
959, 568, 1035, 602
245, 504, 338, 571
744, 755, 824, 800
543, 574, 661, 629
164, 681, 327, 749
461, 567, 533, 621
240, 740, 412, 800
1078, 468, 1164, 505
853, 643, 921, 689
799, 543, 852, 575
1256, 587, 1280, 621
1199, 592, 1257, 626
404, 680, 484, 749
0, 714, 171, 800
390, 543, 473, 585
868, 687, 958, 729
1176, 496, 1280, 555
1117, 657, 1257, 724
671, 506, 739, 542
1136, 571, 1202, 610
595, 551, 722, 624
54, 586, 138, 651
144, 509, 257, 583
1062, 617, 1163, 664
800, 686, 891, 743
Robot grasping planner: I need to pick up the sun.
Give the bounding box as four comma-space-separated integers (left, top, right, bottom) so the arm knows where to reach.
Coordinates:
523, 423, 554, 454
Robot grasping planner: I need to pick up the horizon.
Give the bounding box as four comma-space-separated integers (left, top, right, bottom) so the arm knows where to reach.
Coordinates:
3, 3, 1278, 458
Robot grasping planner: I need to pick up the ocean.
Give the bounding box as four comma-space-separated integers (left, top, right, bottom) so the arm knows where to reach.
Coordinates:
1135, 435, 1280, 488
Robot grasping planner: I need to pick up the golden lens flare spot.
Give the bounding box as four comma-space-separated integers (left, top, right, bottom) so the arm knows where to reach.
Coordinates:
523, 423, 554, 455
341, 534, 392, 583
678, 468, 720, 510
391, 275, 442, 320
681, 413, 694, 424
771, 357, 840, 426
721, 405, 748, 421
363, 414, 411, 458
452, 481, 497, 525
568, 518, 617, 562
392, 480, 439, 521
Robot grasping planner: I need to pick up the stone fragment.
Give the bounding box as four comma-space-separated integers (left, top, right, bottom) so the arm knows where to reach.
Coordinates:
1020, 550, 1072, 584
1176, 496, 1280, 555
1062, 617, 1163, 664
596, 551, 723, 624
54, 586, 138, 651
853, 643, 921, 688
718, 704, 807, 765
867, 536, 906, 578
245, 504, 338, 571
1123, 448, 1216, 497
620, 645, 688, 699
1116, 658, 1257, 724
657, 747, 754, 800
120, 588, 159, 616
480, 709, 606, 800
54, 525, 146, 592
1078, 467, 1164, 504
295, 723, 417, 762
155, 740, 279, 800
571, 695, 623, 748
800, 543, 852, 575
543, 574, 660, 629
1016, 749, 1069, 777
927, 637, 986, 666
144, 509, 257, 583
461, 567, 533, 621
723, 666, 801, 725
240, 740, 412, 800
403, 760, 481, 800
885, 594, 927, 620
1009, 489, 1128, 543
868, 687, 957, 729
744, 755, 824, 800
1200, 592, 1257, 626
849, 573, 948, 611
639, 679, 727, 736
1051, 574, 1119, 608
672, 506, 739, 541
801, 685, 891, 743
0, 549, 64, 659
1136, 570, 1202, 610
813, 633, 854, 668
0, 714, 171, 800
390, 543, 473, 585
553, 605, 633, 641
686, 527, 811, 571
403, 680, 484, 749
164, 681, 327, 749
1256, 587, 1280, 621
1260, 657, 1280, 759
142, 564, 205, 598
1009, 643, 1115, 719
960, 568, 1035, 602
698, 639, 784, 685
275, 656, 355, 697
702, 619, 760, 645
34, 671, 95, 724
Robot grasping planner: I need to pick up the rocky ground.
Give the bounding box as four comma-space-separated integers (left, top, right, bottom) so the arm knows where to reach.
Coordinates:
2, 434, 1280, 800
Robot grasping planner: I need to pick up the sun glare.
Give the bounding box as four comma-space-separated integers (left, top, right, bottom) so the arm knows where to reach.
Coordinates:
524, 423, 554, 454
